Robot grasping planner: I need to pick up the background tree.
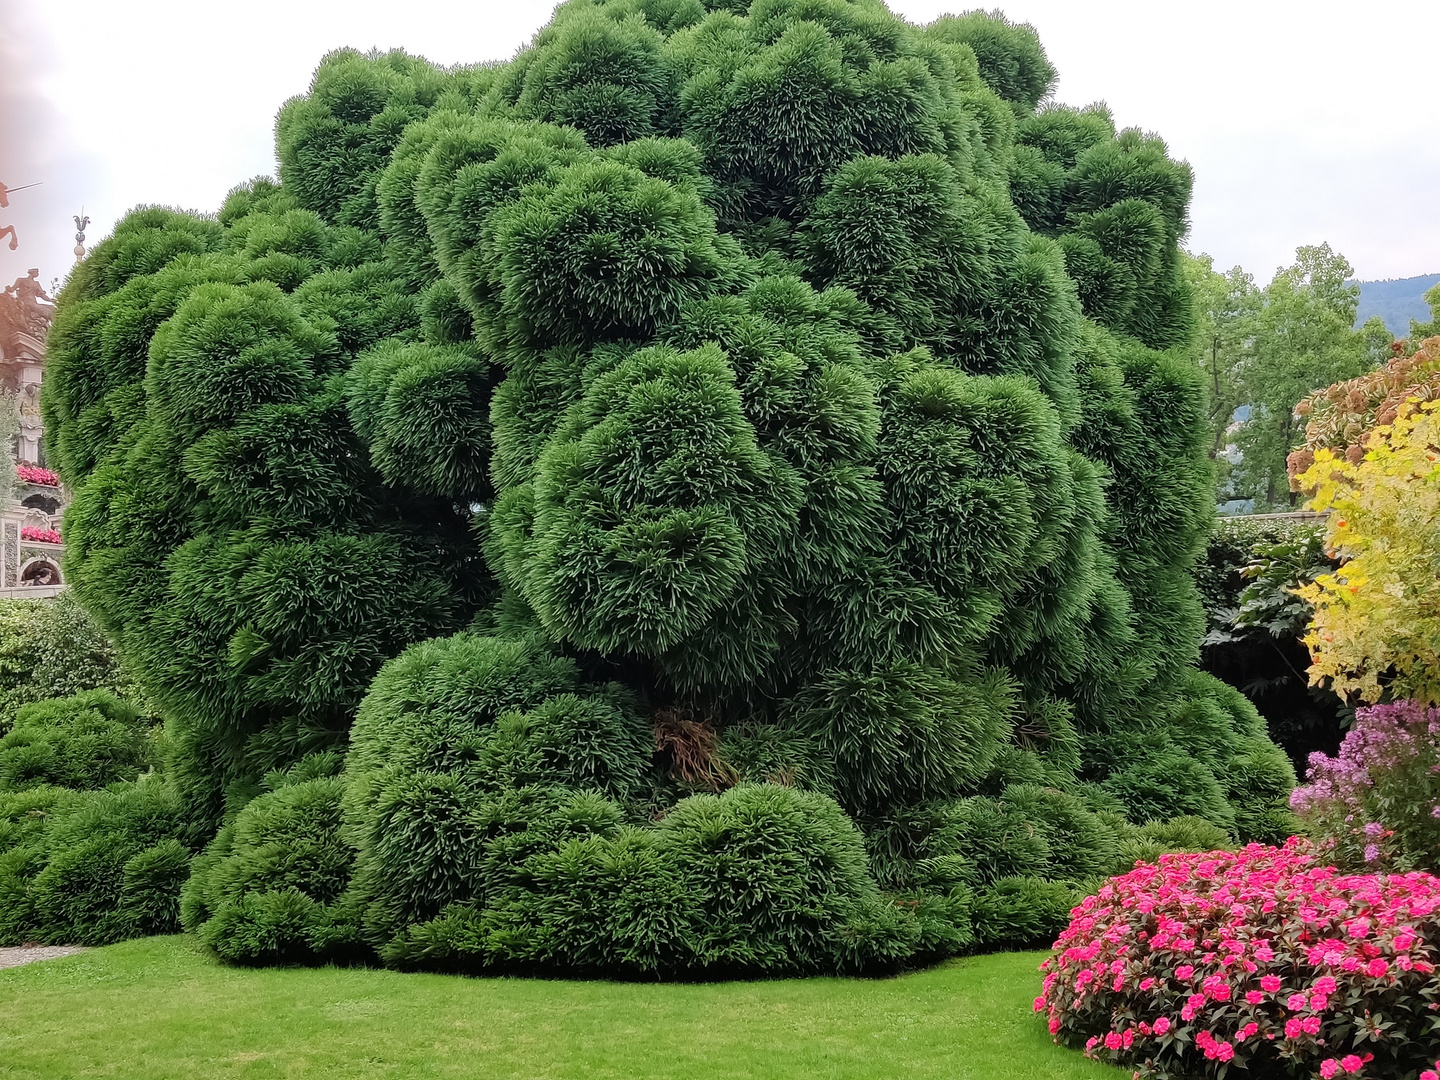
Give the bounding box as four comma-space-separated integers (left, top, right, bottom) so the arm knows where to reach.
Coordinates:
1407, 282, 1440, 342
1290, 333, 1440, 475
1291, 334, 1440, 706
1230, 244, 1384, 509
0, 593, 144, 733
1181, 252, 1259, 476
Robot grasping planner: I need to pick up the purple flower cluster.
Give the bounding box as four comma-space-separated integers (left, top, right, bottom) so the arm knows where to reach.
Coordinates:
1292, 702, 1440, 873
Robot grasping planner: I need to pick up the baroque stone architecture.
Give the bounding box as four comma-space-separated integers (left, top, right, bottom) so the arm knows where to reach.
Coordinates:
1, 268, 64, 597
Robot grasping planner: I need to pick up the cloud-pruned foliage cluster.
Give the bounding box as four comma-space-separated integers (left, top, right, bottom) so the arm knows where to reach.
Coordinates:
27, 0, 1294, 972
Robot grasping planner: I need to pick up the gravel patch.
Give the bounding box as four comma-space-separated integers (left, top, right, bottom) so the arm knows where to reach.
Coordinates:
0, 945, 86, 970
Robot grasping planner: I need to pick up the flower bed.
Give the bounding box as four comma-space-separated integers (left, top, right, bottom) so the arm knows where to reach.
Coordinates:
1291, 701, 1440, 874
19, 527, 61, 544
1036, 840, 1440, 1079
15, 464, 60, 488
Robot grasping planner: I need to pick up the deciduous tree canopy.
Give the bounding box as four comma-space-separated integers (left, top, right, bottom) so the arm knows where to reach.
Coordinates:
1185, 244, 1392, 511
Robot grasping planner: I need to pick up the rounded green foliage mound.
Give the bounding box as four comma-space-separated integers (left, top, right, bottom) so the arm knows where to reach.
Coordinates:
0, 778, 189, 945
0, 611, 168, 949
0, 594, 141, 734
182, 756, 361, 964
380, 781, 912, 977
339, 634, 651, 951
0, 690, 152, 793
1097, 669, 1298, 843
36, 0, 1293, 971
1009, 108, 1195, 349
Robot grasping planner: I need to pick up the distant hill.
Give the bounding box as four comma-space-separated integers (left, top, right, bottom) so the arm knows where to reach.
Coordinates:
1356, 273, 1440, 336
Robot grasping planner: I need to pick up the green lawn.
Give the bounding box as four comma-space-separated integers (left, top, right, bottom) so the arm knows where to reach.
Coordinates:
0, 936, 1119, 1079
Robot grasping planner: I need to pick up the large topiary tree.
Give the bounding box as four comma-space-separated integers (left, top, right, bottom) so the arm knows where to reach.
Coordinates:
34, 0, 1294, 972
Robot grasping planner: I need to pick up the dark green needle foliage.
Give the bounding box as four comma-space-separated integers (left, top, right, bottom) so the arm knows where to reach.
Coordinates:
0, 778, 190, 945
0, 690, 153, 793
927, 11, 1055, 116
31, 0, 1295, 970
1009, 106, 1195, 350
182, 755, 363, 964
0, 692, 186, 947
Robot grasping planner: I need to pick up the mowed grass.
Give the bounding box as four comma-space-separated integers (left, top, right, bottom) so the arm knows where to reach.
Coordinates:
0, 936, 1119, 1079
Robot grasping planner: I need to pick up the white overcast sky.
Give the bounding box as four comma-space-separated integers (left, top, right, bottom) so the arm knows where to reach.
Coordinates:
2, 0, 1436, 293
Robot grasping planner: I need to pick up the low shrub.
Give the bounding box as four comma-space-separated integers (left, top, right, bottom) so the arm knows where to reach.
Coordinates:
956, 805, 1253, 953
0, 690, 153, 792
342, 634, 651, 950
0, 786, 81, 942
0, 607, 175, 947
868, 792, 1239, 955
1037, 841, 1440, 1080
1291, 701, 1440, 874
384, 809, 686, 976
972, 875, 1089, 950
0, 594, 146, 733
380, 782, 916, 978
1092, 670, 1299, 845
3, 778, 190, 945
1102, 752, 1236, 834
1114, 816, 1232, 870
0, 786, 81, 852
183, 761, 362, 965
915, 786, 1125, 891
656, 783, 914, 974
235, 632, 916, 978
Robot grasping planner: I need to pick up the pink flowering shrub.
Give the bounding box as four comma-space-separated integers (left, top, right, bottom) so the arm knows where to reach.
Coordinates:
1291, 702, 1440, 875
15, 464, 60, 487
1036, 841, 1440, 1079
19, 526, 61, 544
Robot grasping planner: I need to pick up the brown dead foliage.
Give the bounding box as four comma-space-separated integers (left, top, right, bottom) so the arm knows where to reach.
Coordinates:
652, 707, 737, 790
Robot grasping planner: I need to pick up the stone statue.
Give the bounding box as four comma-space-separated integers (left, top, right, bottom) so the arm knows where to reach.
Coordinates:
0, 182, 55, 342
0, 287, 19, 343
9, 268, 53, 307
0, 182, 17, 251
2, 269, 55, 340
0, 181, 46, 255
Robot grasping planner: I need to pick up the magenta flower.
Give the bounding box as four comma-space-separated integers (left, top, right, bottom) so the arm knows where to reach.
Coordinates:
1037, 841, 1440, 1079
15, 463, 61, 487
